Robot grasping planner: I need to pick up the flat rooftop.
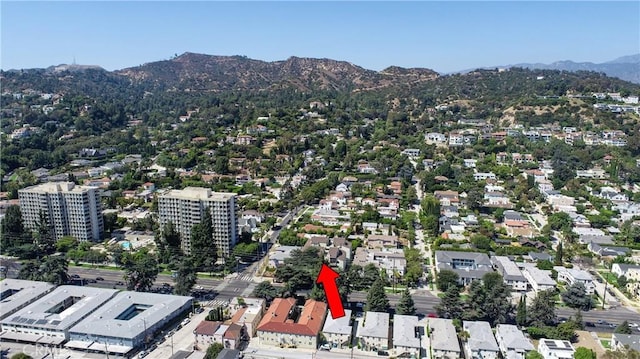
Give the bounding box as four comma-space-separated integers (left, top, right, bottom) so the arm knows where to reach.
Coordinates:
0, 279, 55, 320
1, 286, 118, 332
358, 312, 389, 339
69, 291, 192, 339
160, 187, 235, 201
393, 315, 420, 349
322, 309, 352, 335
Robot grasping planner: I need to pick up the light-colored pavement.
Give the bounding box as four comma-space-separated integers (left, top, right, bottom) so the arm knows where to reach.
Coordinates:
146, 309, 209, 359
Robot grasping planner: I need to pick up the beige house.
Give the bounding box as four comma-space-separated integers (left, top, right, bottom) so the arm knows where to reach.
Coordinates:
321, 309, 352, 349
357, 312, 390, 352
256, 298, 327, 349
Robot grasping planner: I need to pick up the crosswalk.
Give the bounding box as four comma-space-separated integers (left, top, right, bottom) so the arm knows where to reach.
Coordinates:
204, 299, 230, 308
237, 273, 254, 281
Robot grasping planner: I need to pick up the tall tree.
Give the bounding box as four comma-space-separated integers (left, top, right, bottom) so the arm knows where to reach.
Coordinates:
252, 281, 279, 302
465, 280, 487, 321
528, 289, 557, 327
190, 208, 217, 272
615, 321, 633, 334
33, 210, 55, 256
436, 269, 459, 292
482, 273, 512, 325
396, 289, 416, 315
18, 256, 69, 285
366, 277, 389, 312
561, 282, 592, 310
124, 251, 159, 292
1, 205, 24, 235
516, 295, 528, 327
435, 285, 463, 320
555, 242, 564, 266
174, 258, 197, 295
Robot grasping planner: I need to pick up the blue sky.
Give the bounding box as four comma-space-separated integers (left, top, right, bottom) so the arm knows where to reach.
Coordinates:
2, 1, 639, 73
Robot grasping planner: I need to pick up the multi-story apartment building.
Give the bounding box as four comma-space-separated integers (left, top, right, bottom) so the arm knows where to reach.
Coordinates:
158, 187, 238, 256
18, 182, 103, 241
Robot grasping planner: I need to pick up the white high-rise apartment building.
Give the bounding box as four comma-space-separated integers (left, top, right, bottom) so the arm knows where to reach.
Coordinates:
18, 182, 104, 242
158, 187, 238, 256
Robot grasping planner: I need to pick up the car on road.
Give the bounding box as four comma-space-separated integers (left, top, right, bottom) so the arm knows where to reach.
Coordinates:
88, 279, 97, 283
96, 277, 104, 281
138, 350, 149, 358
71, 274, 80, 279
116, 281, 124, 285
320, 344, 331, 351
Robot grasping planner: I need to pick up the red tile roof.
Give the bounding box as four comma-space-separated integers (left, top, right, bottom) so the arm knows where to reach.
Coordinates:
257, 298, 327, 337
194, 321, 222, 336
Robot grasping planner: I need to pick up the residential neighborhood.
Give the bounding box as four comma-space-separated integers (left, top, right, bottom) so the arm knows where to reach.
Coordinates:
2, 18, 640, 359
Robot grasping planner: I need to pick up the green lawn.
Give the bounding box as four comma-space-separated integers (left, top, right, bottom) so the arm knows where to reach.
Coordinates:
601, 339, 611, 349
599, 271, 618, 286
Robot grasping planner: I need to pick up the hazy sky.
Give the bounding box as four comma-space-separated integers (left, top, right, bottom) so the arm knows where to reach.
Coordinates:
2, 1, 639, 73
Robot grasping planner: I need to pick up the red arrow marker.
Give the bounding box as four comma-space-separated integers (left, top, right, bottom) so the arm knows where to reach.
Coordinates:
316, 264, 345, 319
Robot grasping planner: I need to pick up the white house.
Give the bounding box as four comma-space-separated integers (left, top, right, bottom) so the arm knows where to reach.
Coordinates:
537, 338, 575, 359
474, 172, 497, 181
554, 267, 595, 295
495, 324, 534, 359
393, 315, 422, 358
321, 309, 352, 349
463, 321, 499, 359
357, 312, 390, 352
426, 318, 461, 359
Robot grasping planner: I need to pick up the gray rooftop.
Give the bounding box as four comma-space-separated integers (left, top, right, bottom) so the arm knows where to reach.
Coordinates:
270, 246, 299, 262
463, 321, 499, 352
496, 324, 534, 353
555, 267, 593, 282
392, 315, 420, 349
1, 286, 118, 332
322, 309, 352, 335
69, 291, 192, 339
521, 265, 556, 286
613, 334, 640, 352
436, 251, 492, 266
492, 256, 526, 282
427, 318, 461, 353
0, 279, 55, 320
358, 312, 389, 339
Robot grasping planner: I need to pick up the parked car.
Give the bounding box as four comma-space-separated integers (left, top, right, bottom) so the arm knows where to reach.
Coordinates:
96, 277, 104, 281
320, 344, 331, 351
377, 350, 389, 356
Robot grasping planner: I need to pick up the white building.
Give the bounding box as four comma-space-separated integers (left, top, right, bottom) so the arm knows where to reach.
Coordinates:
492, 256, 528, 291
426, 318, 461, 359
520, 264, 556, 293
357, 312, 390, 352
393, 315, 421, 358
495, 324, 534, 359
537, 338, 575, 359
67, 291, 192, 354
554, 267, 595, 295
19, 182, 104, 241
463, 321, 500, 359
321, 309, 352, 349
474, 172, 497, 181
0, 286, 118, 345
0, 279, 55, 321
158, 187, 238, 256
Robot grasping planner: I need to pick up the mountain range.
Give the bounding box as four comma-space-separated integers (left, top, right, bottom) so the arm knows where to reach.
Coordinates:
2, 52, 638, 96
463, 54, 640, 84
